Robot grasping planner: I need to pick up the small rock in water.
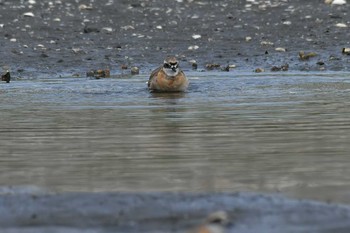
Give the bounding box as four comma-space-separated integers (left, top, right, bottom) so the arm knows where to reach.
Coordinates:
254, 68, 264, 73
299, 51, 317, 60
189, 59, 197, 70
271, 64, 289, 71
1, 70, 11, 83
130, 67, 139, 75
342, 47, 350, 55
121, 64, 128, 70
86, 69, 110, 79
205, 63, 221, 70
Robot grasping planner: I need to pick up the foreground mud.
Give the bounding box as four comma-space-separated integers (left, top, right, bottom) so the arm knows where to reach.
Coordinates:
1, 0, 350, 78
1, 191, 350, 233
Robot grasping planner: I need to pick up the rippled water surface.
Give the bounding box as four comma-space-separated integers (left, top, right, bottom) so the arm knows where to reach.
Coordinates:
1, 72, 350, 203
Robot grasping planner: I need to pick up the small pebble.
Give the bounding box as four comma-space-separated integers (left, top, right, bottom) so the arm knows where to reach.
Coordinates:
189, 59, 198, 70
254, 68, 264, 73
131, 67, 139, 75
331, 0, 347, 5
79, 4, 93, 10
205, 63, 221, 70
261, 41, 274, 46
1, 71, 11, 83
335, 23, 347, 28
342, 48, 350, 55
188, 45, 199, 50
299, 51, 317, 60
275, 47, 286, 52
23, 12, 35, 17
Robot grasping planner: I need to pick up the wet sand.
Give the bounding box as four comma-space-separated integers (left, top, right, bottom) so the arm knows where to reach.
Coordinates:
1, 191, 350, 233
1, 0, 350, 77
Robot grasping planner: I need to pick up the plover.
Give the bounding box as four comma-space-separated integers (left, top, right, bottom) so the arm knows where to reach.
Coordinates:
148, 56, 189, 92
188, 211, 229, 233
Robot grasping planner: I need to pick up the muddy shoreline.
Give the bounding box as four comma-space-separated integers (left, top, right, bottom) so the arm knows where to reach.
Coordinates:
1, 0, 350, 78
1, 191, 350, 233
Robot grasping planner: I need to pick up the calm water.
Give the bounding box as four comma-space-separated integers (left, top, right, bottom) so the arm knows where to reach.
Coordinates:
1, 72, 350, 203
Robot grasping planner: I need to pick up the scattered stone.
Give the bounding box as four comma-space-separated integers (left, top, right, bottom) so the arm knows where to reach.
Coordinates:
254, 68, 264, 73
72, 48, 85, 54
275, 47, 286, 52
189, 59, 198, 70
79, 4, 93, 10
121, 64, 128, 70
316, 61, 325, 66
102, 27, 113, 33
271, 64, 289, 71
329, 55, 341, 60
84, 25, 100, 33
40, 53, 49, 58
261, 40, 274, 46
23, 12, 35, 17
130, 67, 139, 75
9, 38, 17, 42
221, 65, 230, 72
299, 51, 317, 60
205, 63, 221, 70
121, 25, 135, 30
86, 69, 110, 79
342, 48, 350, 55
192, 34, 201, 39
1, 71, 11, 83
335, 23, 347, 28
283, 21, 292, 25
245, 36, 252, 42
327, 0, 347, 5
188, 45, 199, 50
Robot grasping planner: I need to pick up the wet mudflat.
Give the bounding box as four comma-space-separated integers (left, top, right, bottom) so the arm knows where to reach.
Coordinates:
2, 0, 350, 231
1, 72, 350, 232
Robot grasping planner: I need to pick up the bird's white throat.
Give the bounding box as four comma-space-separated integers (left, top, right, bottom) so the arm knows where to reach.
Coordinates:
163, 68, 179, 77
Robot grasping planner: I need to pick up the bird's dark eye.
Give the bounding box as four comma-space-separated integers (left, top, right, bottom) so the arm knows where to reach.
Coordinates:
163, 63, 171, 68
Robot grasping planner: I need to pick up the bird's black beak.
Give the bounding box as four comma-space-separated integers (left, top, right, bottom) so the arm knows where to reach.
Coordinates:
171, 67, 177, 72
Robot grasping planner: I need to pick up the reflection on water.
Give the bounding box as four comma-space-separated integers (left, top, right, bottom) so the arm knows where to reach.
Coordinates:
1, 72, 350, 203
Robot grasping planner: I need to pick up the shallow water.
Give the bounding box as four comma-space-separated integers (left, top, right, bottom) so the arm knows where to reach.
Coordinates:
1, 72, 350, 203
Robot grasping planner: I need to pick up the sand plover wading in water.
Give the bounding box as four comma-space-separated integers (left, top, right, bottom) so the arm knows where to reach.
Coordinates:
148, 56, 189, 92
188, 211, 229, 233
